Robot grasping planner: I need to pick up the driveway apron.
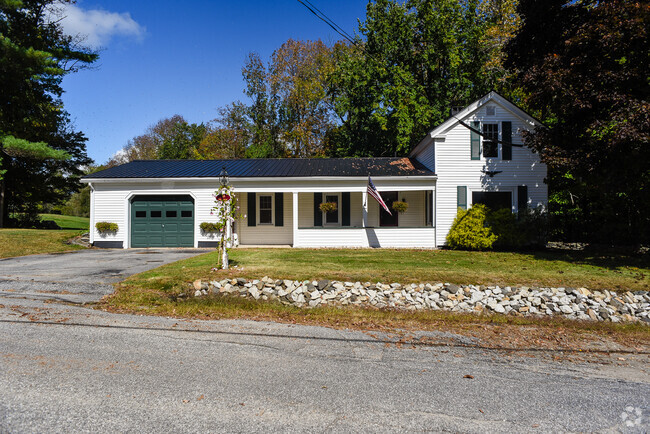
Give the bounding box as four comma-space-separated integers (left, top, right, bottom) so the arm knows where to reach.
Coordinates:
0, 248, 208, 304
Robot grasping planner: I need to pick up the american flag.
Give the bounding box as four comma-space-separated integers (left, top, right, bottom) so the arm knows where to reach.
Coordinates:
367, 176, 392, 215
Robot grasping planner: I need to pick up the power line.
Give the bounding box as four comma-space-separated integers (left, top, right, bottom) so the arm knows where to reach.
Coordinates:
296, 0, 360, 48
302, 0, 357, 43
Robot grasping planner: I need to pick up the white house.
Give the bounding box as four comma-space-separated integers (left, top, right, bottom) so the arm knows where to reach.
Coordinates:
82, 91, 547, 249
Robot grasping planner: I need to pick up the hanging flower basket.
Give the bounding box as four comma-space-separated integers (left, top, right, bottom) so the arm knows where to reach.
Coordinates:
392, 201, 409, 214
319, 202, 338, 213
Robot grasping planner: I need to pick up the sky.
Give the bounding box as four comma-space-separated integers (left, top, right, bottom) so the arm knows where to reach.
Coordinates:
58, 0, 369, 165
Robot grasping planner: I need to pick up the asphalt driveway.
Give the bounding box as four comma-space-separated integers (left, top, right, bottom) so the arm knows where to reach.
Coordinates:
0, 248, 208, 304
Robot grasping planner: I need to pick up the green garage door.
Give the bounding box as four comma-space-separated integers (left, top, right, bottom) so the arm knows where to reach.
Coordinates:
131, 195, 194, 247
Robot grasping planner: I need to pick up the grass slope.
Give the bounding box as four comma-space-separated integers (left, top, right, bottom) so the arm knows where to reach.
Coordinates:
0, 228, 85, 258
105, 248, 650, 350
39, 214, 89, 230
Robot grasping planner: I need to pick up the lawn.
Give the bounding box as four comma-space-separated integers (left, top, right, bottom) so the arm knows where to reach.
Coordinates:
105, 247, 650, 351
123, 248, 649, 293
0, 228, 86, 258
39, 213, 89, 230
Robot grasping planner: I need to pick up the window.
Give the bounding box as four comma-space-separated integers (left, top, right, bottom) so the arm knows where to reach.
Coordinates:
151, 210, 162, 218
259, 195, 273, 224
181, 210, 192, 218
166, 210, 177, 218
482, 123, 499, 158
425, 191, 433, 226
135, 211, 146, 218
472, 191, 512, 211
324, 194, 339, 224
486, 105, 496, 116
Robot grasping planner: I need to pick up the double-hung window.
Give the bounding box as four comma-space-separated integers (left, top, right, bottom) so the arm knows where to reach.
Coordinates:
259, 195, 273, 225
482, 123, 499, 158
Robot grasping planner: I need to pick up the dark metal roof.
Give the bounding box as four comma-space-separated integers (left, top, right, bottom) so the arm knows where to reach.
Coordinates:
83, 158, 435, 179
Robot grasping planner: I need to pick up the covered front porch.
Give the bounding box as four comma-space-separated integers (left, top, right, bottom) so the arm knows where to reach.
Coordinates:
233, 176, 436, 248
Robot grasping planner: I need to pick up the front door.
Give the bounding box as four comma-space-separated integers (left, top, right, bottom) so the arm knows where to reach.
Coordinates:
379, 191, 398, 227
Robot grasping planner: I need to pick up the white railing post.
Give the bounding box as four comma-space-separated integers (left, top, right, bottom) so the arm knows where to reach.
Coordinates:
292, 192, 299, 247
362, 191, 368, 228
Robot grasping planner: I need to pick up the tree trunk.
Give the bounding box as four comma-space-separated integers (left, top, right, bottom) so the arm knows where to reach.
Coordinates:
0, 179, 4, 228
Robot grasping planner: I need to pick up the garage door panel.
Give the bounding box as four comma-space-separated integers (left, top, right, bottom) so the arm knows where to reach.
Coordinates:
130, 195, 194, 248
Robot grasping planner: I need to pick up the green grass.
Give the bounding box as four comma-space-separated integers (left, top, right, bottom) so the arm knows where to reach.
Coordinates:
225, 248, 650, 291
104, 248, 650, 343
39, 213, 89, 230
106, 248, 650, 349
0, 228, 86, 258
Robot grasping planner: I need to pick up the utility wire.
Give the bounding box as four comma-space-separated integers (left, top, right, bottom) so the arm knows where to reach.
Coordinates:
301, 0, 357, 43
296, 0, 361, 49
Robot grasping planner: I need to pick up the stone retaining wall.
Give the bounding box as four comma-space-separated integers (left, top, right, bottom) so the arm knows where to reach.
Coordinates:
191, 277, 650, 324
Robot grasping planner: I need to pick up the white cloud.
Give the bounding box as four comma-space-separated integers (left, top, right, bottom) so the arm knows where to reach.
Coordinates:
50, 3, 145, 47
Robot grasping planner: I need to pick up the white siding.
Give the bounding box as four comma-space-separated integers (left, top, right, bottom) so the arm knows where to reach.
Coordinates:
238, 193, 293, 245
92, 185, 129, 244
416, 143, 435, 171
89, 179, 437, 248
295, 228, 435, 248
90, 181, 247, 248
434, 100, 547, 246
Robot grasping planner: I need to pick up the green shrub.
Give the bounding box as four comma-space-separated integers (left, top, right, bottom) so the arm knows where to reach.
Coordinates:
199, 222, 222, 233
488, 208, 526, 249
519, 206, 550, 247
446, 204, 497, 250
95, 222, 118, 233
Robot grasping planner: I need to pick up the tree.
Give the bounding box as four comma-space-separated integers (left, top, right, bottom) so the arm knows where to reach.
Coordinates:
241, 52, 284, 158
238, 40, 340, 158
108, 115, 207, 165
269, 39, 338, 157
328, 0, 505, 157
194, 102, 250, 159
0, 0, 97, 226
505, 0, 650, 243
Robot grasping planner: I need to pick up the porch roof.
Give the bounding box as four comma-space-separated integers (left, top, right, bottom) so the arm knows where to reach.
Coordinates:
83, 157, 434, 180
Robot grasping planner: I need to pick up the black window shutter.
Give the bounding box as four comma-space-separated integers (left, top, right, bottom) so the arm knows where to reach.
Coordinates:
342, 192, 350, 226
275, 192, 284, 226
457, 186, 467, 210
502, 121, 512, 160
517, 185, 528, 215
471, 121, 481, 160
313, 192, 322, 226
247, 192, 256, 226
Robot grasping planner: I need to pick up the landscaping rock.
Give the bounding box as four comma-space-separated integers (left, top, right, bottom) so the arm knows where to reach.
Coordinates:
191, 277, 648, 324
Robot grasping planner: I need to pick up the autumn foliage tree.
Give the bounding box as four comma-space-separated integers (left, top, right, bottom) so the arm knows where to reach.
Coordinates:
108, 115, 207, 166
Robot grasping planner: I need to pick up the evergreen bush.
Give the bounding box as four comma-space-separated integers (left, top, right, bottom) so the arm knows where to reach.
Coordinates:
446, 204, 497, 250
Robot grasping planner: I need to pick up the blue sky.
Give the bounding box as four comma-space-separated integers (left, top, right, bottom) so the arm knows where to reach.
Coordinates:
59, 0, 368, 164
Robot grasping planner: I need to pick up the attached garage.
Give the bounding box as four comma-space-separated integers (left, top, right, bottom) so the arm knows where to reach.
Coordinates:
130, 195, 194, 247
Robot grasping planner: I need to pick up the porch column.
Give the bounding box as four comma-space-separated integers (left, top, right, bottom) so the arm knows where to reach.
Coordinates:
292, 192, 299, 247
362, 191, 368, 228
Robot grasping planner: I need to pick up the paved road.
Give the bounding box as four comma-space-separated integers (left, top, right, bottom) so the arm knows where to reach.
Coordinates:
0, 248, 208, 304
0, 250, 648, 432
